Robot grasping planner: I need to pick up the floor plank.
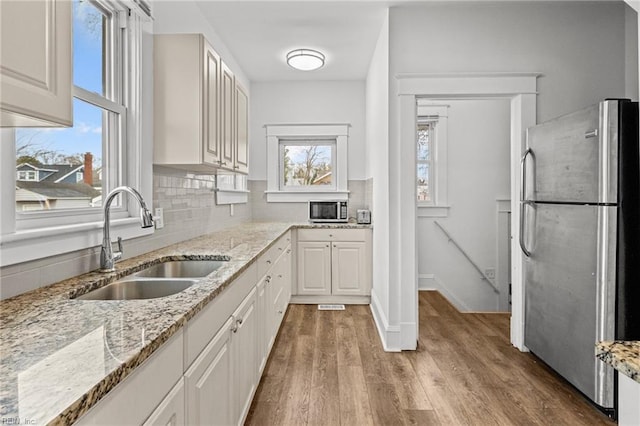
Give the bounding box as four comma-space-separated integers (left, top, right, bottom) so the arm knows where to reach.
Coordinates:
245, 292, 615, 425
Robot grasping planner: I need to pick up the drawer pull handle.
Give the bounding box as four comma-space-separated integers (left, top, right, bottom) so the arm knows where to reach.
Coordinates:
237, 318, 243, 325
266, 260, 272, 264
278, 247, 282, 251
277, 310, 283, 314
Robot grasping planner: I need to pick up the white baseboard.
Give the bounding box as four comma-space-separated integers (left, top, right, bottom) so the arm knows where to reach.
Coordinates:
369, 289, 401, 352
418, 274, 472, 312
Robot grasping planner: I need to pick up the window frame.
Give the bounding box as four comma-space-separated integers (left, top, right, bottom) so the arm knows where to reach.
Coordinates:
416, 102, 449, 217
0, 0, 153, 267
264, 124, 349, 203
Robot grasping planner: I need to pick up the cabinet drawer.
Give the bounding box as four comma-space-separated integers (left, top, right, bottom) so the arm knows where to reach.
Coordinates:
184, 262, 257, 368
297, 228, 368, 242
257, 231, 291, 277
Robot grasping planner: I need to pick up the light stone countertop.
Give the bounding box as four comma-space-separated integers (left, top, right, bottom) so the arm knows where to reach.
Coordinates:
596, 341, 640, 383
0, 221, 371, 425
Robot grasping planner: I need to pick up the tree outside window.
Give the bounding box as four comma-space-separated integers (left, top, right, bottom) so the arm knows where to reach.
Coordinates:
280, 141, 335, 190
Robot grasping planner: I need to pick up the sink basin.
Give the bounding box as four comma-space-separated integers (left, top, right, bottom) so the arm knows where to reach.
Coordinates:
75, 278, 197, 301
134, 260, 226, 278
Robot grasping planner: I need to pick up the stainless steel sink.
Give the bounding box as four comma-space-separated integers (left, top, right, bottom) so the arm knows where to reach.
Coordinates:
134, 260, 226, 278
75, 278, 197, 301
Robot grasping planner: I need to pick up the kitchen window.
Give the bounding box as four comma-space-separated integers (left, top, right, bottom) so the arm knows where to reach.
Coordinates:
0, 0, 152, 267
14, 0, 123, 215
264, 124, 349, 202
416, 103, 449, 216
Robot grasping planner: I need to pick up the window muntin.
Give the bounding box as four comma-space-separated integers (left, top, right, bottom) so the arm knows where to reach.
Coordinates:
279, 140, 336, 191
13, 0, 124, 216
417, 118, 437, 204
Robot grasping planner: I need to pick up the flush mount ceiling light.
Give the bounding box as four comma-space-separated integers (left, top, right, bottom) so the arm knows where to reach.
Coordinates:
286, 49, 325, 71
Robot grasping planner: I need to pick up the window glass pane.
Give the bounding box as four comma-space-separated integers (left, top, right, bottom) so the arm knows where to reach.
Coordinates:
15, 98, 104, 212
282, 144, 333, 187
417, 163, 430, 202
73, 0, 107, 95
417, 125, 431, 161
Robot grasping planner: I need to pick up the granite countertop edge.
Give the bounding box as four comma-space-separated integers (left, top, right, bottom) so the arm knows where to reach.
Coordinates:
596, 340, 640, 383
0, 221, 372, 425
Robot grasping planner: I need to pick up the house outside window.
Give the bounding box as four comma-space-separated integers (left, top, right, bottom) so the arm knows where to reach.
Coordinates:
279, 140, 336, 191
16, 170, 37, 182
14, 0, 126, 214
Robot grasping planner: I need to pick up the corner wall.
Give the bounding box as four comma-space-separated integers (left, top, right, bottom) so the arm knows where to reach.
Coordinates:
365, 11, 396, 349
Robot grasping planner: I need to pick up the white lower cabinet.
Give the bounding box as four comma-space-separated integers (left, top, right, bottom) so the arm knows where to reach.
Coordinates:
233, 287, 258, 424
184, 287, 257, 426
297, 242, 331, 296
143, 378, 186, 426
296, 229, 371, 299
184, 317, 234, 426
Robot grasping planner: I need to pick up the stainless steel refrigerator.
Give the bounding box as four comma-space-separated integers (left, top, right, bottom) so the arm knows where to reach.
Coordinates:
520, 99, 640, 413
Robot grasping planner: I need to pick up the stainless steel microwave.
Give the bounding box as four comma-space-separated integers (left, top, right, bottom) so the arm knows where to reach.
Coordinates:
308, 200, 348, 223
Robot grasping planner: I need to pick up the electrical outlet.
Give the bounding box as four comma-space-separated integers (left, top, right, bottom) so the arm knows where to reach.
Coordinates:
484, 268, 496, 280
154, 208, 164, 229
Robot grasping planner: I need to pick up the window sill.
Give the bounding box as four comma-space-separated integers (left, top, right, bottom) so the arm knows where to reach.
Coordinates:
265, 190, 349, 203
0, 217, 154, 267
215, 189, 249, 205
417, 205, 450, 218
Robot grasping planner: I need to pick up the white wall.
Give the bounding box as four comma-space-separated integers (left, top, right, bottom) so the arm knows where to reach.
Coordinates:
418, 99, 511, 312
365, 11, 394, 349
248, 80, 366, 181
390, 2, 631, 122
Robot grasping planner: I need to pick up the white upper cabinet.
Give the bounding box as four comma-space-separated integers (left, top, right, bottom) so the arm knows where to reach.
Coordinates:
0, 0, 72, 127
220, 62, 235, 169
234, 81, 249, 174
154, 33, 249, 174
154, 34, 221, 169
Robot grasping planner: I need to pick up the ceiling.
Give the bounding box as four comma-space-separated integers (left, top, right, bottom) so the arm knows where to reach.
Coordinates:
195, 1, 389, 81
195, 0, 624, 82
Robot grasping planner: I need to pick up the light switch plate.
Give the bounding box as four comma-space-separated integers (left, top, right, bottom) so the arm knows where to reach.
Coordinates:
154, 208, 164, 229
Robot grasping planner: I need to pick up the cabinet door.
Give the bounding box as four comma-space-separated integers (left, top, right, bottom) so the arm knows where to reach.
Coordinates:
184, 318, 234, 426
0, 0, 72, 127
234, 81, 249, 173
203, 41, 221, 165
232, 287, 257, 425
297, 242, 332, 296
256, 276, 269, 375
221, 62, 235, 169
331, 242, 368, 296
143, 378, 185, 426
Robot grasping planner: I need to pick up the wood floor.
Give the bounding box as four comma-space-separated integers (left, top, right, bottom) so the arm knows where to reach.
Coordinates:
245, 291, 615, 425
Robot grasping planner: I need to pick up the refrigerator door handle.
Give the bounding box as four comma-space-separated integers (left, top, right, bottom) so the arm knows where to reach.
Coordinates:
519, 201, 533, 257
520, 148, 534, 202
520, 148, 534, 257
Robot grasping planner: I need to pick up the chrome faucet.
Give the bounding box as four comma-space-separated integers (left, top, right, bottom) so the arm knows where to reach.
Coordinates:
100, 186, 154, 272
